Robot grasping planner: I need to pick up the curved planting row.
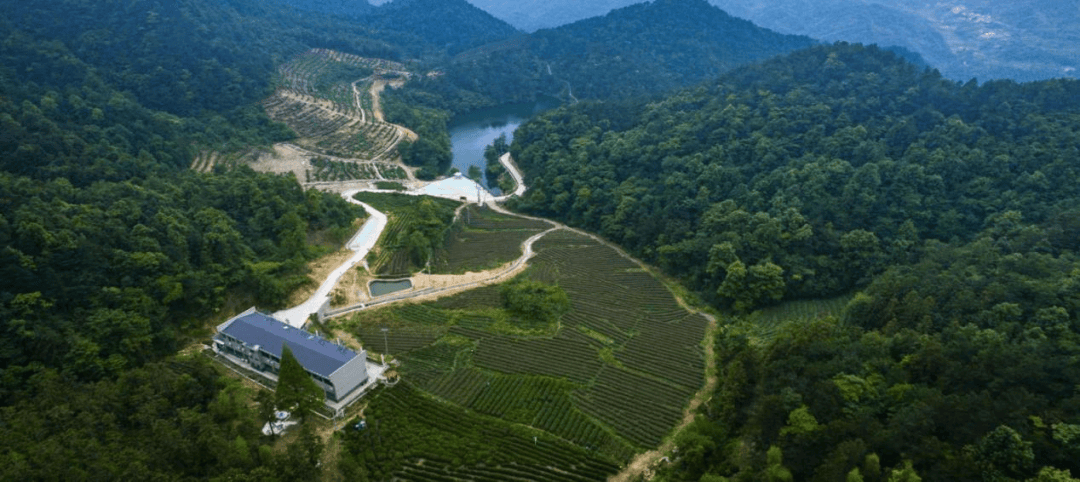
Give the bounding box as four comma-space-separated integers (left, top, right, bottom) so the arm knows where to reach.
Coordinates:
615, 312, 708, 390
277, 48, 400, 94
263, 92, 353, 138
340, 383, 619, 481
396, 339, 474, 387
377, 163, 408, 180
393, 304, 453, 326
309, 48, 407, 73
355, 322, 445, 356
431, 284, 502, 310
447, 325, 498, 340
573, 366, 695, 447
307, 157, 379, 182
462, 374, 621, 455
422, 367, 488, 407
473, 336, 601, 384
463, 205, 552, 231
431, 205, 552, 275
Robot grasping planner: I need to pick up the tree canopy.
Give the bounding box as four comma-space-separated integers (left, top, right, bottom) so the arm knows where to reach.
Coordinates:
275, 345, 324, 421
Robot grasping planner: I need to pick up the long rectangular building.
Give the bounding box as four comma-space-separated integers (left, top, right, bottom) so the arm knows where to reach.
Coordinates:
213, 307, 368, 402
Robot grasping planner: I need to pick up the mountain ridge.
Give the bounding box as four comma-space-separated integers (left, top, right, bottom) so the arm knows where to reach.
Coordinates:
464, 0, 1079, 82
431, 0, 815, 110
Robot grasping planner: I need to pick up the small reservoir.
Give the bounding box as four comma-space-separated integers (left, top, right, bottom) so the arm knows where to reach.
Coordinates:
448, 98, 557, 190
369, 279, 412, 297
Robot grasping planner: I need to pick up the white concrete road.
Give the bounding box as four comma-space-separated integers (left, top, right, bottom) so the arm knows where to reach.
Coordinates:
493, 153, 526, 202
274, 190, 387, 327
274, 154, 524, 327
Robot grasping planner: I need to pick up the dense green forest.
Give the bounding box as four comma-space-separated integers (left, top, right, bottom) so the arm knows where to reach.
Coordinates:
2, 0, 407, 116
509, 42, 1080, 480
511, 42, 1080, 309
5, 0, 1080, 478
361, 0, 521, 56
0, 2, 383, 478
382, 0, 815, 117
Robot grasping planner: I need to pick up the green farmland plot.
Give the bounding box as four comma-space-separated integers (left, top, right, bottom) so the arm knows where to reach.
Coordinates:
345, 224, 709, 468
431, 205, 553, 275
740, 294, 854, 343
351, 192, 460, 276
339, 383, 619, 481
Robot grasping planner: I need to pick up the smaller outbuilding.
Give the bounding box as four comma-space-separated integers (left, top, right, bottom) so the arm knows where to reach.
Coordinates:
213, 307, 368, 402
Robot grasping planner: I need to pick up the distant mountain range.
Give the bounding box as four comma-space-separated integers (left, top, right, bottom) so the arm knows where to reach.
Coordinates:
282, 0, 520, 55
461, 0, 1079, 82
709, 0, 1079, 82
362, 0, 519, 55
443, 0, 814, 104
462, 0, 633, 33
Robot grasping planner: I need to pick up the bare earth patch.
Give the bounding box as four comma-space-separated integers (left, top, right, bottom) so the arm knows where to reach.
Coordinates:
284, 248, 356, 308
326, 258, 531, 312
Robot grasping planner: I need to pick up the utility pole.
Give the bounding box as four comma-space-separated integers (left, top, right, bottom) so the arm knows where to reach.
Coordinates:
381, 326, 389, 365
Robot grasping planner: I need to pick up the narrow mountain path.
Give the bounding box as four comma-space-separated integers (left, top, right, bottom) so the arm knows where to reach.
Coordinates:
492, 152, 527, 201
370, 79, 388, 123
351, 80, 367, 123
369, 78, 418, 140
324, 223, 561, 318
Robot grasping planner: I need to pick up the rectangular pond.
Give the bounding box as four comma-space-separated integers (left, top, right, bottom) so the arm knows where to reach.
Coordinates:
369, 279, 413, 297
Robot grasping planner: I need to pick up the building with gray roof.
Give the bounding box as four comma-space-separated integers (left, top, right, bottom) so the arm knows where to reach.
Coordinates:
213, 307, 368, 402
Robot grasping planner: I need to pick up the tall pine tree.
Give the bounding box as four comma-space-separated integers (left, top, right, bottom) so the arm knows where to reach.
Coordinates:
275, 344, 324, 421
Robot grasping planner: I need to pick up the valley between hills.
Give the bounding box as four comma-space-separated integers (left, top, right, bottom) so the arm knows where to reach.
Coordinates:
4, 1, 1080, 480
206, 47, 722, 481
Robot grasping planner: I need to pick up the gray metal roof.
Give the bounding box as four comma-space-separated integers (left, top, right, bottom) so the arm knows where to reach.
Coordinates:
220, 312, 358, 377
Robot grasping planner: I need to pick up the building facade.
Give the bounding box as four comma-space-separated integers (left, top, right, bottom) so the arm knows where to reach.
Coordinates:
213, 307, 368, 402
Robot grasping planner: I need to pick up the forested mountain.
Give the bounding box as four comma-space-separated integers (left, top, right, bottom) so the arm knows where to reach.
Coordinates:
5, 0, 1079, 478
2, 0, 408, 116
510, 42, 1080, 479
465, 0, 638, 32
280, 0, 374, 18
387, 0, 814, 115
465, 0, 1079, 82
0, 2, 381, 478
512, 42, 1080, 309
710, 0, 1080, 82
362, 0, 520, 56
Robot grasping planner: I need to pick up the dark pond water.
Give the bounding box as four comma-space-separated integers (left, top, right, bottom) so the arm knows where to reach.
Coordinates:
369, 279, 412, 297
448, 99, 557, 190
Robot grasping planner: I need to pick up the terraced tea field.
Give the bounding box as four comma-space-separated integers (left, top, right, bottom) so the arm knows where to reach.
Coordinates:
740, 294, 854, 342
254, 49, 417, 183
307, 157, 407, 182
351, 192, 460, 276
431, 205, 553, 274
342, 226, 708, 463
340, 383, 620, 481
